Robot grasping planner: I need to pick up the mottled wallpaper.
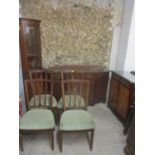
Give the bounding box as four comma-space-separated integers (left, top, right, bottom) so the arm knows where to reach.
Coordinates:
20, 0, 113, 69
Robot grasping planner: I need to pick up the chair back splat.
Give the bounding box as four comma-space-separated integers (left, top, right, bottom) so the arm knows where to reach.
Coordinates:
25, 79, 54, 110
61, 78, 90, 111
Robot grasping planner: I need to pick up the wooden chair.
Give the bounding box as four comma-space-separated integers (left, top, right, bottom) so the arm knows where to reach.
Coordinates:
57, 72, 95, 152
19, 79, 56, 151
57, 71, 84, 123
29, 69, 57, 121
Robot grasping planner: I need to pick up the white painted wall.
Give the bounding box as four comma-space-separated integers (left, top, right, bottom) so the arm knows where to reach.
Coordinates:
124, 6, 135, 71
109, 0, 135, 71
109, 0, 124, 70
115, 0, 134, 70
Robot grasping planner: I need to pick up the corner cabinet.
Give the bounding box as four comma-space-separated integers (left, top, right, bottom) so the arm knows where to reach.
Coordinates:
107, 71, 135, 124
19, 18, 42, 78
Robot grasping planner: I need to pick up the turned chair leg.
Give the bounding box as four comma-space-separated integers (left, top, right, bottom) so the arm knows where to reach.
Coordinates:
86, 130, 94, 151
58, 131, 63, 152
90, 130, 94, 151
51, 131, 54, 150
19, 131, 24, 151
48, 130, 54, 150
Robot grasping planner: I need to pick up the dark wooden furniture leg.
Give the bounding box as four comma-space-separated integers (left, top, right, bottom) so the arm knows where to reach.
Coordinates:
90, 130, 94, 151
85, 130, 94, 151
51, 131, 54, 150
48, 130, 54, 150
19, 131, 23, 151
58, 131, 63, 152
124, 113, 135, 155
123, 104, 134, 135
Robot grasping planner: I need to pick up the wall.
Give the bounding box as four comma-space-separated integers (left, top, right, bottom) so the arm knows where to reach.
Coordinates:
20, 0, 114, 69
124, 5, 135, 71
19, 54, 26, 112
114, 0, 135, 70
108, 0, 124, 70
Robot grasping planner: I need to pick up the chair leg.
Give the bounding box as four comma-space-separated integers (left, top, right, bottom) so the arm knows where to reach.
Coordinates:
58, 131, 63, 152
51, 131, 54, 150
90, 130, 94, 151
19, 131, 24, 151
48, 130, 54, 150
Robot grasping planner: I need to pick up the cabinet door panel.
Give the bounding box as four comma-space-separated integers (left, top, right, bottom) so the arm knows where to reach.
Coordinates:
108, 78, 119, 109
117, 85, 130, 119
94, 72, 109, 104
20, 18, 41, 77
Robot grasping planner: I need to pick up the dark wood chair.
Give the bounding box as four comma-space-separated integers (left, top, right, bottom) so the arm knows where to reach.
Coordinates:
28, 69, 57, 122
56, 71, 85, 123
57, 72, 95, 152
19, 79, 56, 151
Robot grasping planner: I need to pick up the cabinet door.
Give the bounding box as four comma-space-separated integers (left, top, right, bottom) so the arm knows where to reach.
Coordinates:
20, 18, 42, 77
94, 72, 109, 104
22, 22, 41, 69
116, 84, 130, 120
108, 78, 119, 110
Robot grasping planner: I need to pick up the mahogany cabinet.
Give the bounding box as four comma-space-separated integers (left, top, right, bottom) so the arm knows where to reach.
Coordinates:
19, 18, 42, 78
49, 65, 109, 106
107, 71, 135, 124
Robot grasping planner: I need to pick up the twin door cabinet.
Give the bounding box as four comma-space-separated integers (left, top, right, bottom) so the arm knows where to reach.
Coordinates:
49, 65, 109, 106
107, 71, 135, 124
19, 18, 42, 78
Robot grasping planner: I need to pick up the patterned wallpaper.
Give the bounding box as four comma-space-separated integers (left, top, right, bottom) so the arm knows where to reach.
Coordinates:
20, 0, 114, 69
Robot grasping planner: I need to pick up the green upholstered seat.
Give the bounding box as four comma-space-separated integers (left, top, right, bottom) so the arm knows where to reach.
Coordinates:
57, 95, 85, 109
19, 109, 55, 130
29, 95, 57, 108
59, 110, 95, 131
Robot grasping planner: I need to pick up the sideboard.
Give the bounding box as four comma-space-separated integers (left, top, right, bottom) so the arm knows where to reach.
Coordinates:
107, 71, 135, 124
48, 65, 109, 106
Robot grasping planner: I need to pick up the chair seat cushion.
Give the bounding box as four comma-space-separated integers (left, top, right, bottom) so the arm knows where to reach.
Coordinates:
59, 110, 95, 131
19, 109, 55, 130
29, 94, 57, 108
57, 95, 85, 109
